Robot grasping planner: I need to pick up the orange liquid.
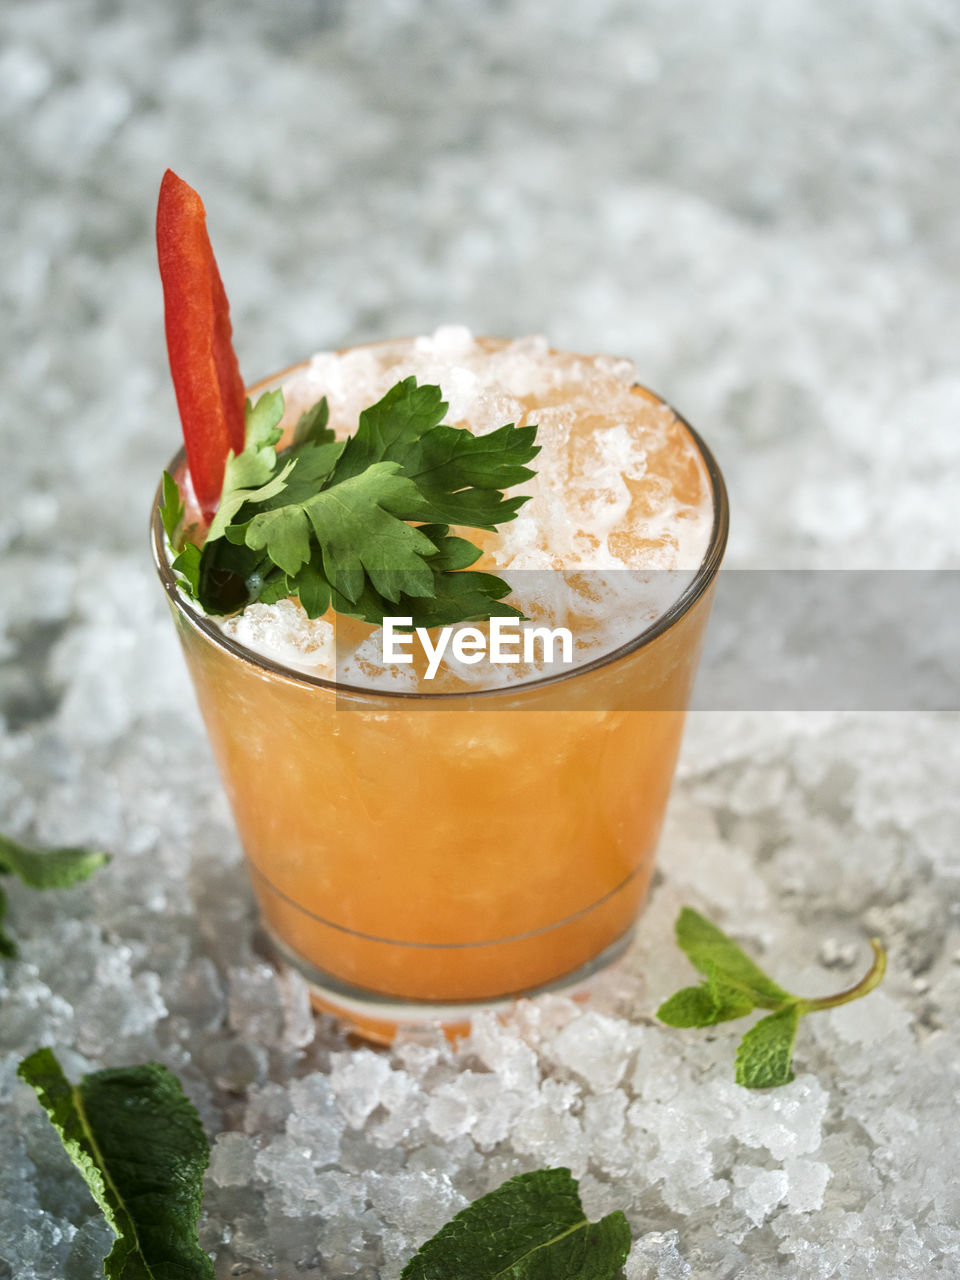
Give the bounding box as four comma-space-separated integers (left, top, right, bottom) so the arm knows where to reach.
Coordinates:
158, 338, 725, 1031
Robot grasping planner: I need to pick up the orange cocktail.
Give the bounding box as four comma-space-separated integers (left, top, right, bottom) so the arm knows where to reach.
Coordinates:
153, 333, 727, 1039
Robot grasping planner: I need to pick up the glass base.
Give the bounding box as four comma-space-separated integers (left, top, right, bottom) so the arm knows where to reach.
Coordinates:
259, 923, 635, 1045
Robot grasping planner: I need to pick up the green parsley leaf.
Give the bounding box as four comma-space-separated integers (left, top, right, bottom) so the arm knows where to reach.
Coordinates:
334, 378, 540, 528
241, 500, 313, 578
292, 395, 333, 448
159, 470, 185, 545
658, 907, 887, 1089
735, 1005, 801, 1089
400, 1167, 631, 1280
158, 472, 202, 598
255, 438, 344, 509
281, 523, 520, 628
258, 568, 300, 608
378, 570, 522, 631
172, 542, 203, 598
300, 463, 447, 601
332, 377, 450, 483
197, 537, 271, 616
206, 390, 292, 543
18, 1049, 213, 1280
241, 462, 441, 599
175, 377, 538, 627
416, 524, 483, 571
382, 419, 540, 529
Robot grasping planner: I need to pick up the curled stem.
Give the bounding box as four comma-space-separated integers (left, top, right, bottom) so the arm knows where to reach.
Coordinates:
798, 938, 887, 1014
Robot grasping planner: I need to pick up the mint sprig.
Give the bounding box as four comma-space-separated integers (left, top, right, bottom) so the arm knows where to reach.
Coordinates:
657, 907, 887, 1088
163, 378, 539, 628
18, 1049, 213, 1279
401, 1167, 631, 1280
0, 831, 110, 958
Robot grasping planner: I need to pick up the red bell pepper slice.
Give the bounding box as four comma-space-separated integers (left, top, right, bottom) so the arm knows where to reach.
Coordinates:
156, 169, 246, 519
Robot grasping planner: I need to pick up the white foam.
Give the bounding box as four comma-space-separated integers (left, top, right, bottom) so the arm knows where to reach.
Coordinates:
219, 600, 335, 677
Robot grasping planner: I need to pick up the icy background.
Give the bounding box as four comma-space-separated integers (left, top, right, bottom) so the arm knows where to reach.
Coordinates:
2, 1, 959, 1276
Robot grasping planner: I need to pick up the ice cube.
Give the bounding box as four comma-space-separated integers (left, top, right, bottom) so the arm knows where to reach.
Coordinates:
783, 1157, 831, 1214
227, 964, 284, 1046
329, 1049, 396, 1128
625, 1230, 691, 1280
548, 1010, 641, 1091
208, 1132, 257, 1188
463, 1011, 540, 1093
732, 1165, 790, 1227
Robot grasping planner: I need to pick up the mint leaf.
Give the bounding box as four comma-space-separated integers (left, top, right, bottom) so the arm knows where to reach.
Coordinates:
705, 963, 760, 1022
18, 1049, 213, 1280
0, 831, 109, 890
0, 832, 109, 960
674, 907, 792, 1006
657, 961, 757, 1028
659, 907, 888, 1089
735, 1006, 801, 1088
0, 884, 16, 958
656, 984, 719, 1028
401, 1167, 631, 1280
657, 986, 750, 1031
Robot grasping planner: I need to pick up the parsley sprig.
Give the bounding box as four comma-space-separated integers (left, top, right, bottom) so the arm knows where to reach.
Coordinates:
657, 908, 887, 1088
161, 378, 539, 627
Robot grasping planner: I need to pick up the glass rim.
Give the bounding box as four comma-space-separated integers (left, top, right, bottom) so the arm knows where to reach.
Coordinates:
151, 378, 729, 703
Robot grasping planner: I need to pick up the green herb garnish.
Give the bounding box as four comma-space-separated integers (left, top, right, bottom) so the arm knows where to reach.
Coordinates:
0, 831, 110, 958
18, 1048, 213, 1279
401, 1167, 631, 1280
19, 1059, 621, 1280
163, 377, 539, 628
657, 907, 887, 1088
